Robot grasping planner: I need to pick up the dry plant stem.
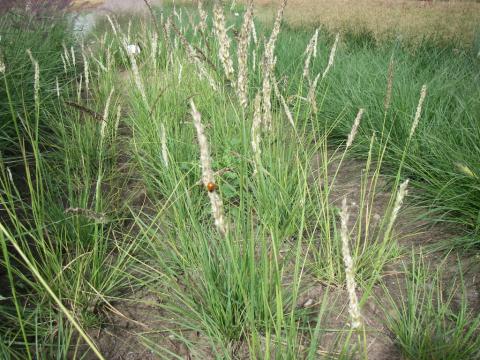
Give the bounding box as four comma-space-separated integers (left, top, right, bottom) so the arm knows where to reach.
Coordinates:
171, 21, 218, 73
213, 2, 235, 81
106, 15, 118, 37
190, 100, 228, 236
142, 0, 161, 38
339, 198, 362, 330
237, 1, 254, 108
65, 208, 107, 223
65, 101, 103, 122
409, 84, 427, 138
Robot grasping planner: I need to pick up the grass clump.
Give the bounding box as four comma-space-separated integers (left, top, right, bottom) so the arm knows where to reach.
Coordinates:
0, 0, 479, 358
382, 254, 480, 360
0, 3, 76, 154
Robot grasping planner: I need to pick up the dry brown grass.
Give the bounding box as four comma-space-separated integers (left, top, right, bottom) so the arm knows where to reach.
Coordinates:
248, 0, 480, 46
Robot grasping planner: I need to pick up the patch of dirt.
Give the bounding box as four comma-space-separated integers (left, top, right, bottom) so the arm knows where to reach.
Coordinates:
79, 288, 217, 360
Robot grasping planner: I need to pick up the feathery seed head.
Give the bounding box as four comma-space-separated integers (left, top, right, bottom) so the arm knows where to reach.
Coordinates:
409, 84, 427, 138
190, 100, 228, 235
340, 198, 362, 330
26, 49, 40, 108
237, 1, 254, 108
384, 57, 395, 110
213, 2, 235, 81
322, 33, 339, 80
198, 0, 208, 33
346, 109, 365, 149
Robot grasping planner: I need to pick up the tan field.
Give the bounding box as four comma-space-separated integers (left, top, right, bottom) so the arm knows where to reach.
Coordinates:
248, 0, 480, 45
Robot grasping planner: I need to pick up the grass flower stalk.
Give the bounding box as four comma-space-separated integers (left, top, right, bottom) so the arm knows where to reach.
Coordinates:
123, 39, 151, 113
262, 71, 273, 129
26, 49, 39, 111
409, 84, 427, 138
55, 77, 60, 98
272, 76, 295, 128
160, 123, 168, 168
213, 2, 234, 81
172, 23, 218, 91
303, 28, 319, 79
237, 1, 254, 108
151, 30, 158, 65
106, 15, 118, 37
62, 42, 71, 67
81, 44, 89, 96
384, 57, 394, 111
307, 72, 321, 114
322, 33, 339, 80
101, 87, 114, 139
261, 0, 286, 128
384, 179, 409, 241
340, 198, 362, 330
61, 54, 67, 74
346, 109, 364, 149
190, 100, 228, 236
198, 0, 208, 34
71, 46, 76, 67
252, 21, 258, 45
